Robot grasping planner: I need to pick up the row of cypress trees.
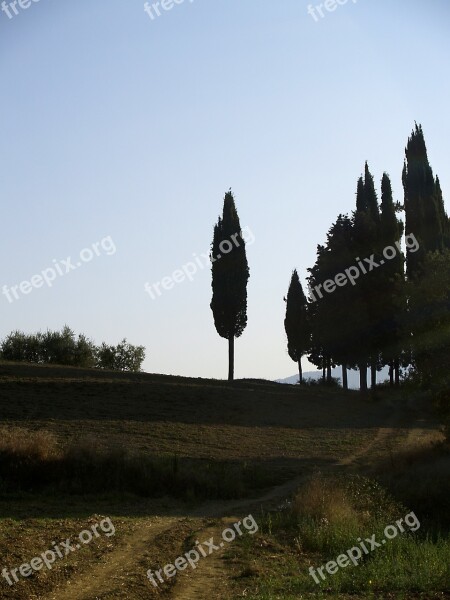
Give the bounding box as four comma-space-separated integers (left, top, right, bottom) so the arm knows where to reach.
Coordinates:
285, 123, 450, 391
207, 124, 449, 394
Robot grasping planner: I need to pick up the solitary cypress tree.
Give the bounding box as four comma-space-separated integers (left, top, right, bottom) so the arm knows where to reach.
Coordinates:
210, 190, 249, 381
284, 270, 311, 384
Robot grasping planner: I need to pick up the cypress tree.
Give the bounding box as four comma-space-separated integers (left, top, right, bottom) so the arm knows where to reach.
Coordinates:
284, 270, 311, 384
402, 124, 450, 377
307, 243, 334, 385
307, 215, 361, 389
210, 190, 249, 381
379, 173, 405, 385
435, 176, 450, 249
352, 164, 381, 391
402, 123, 444, 277
364, 162, 381, 227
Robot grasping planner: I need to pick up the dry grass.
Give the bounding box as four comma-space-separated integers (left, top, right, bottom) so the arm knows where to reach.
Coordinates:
0, 426, 280, 500
292, 474, 358, 526
0, 427, 58, 461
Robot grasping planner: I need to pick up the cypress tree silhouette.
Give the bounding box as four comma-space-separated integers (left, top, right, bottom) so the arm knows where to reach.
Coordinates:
210, 190, 249, 381
352, 165, 381, 391
379, 173, 405, 386
402, 126, 450, 384
402, 123, 446, 276
307, 215, 362, 390
284, 270, 311, 384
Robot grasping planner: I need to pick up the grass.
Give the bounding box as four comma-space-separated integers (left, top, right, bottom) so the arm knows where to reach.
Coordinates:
0, 361, 385, 475
229, 474, 450, 599
0, 427, 280, 501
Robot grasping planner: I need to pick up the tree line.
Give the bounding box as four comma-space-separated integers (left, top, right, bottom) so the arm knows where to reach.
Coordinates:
0, 326, 145, 372
284, 123, 450, 394
209, 124, 450, 418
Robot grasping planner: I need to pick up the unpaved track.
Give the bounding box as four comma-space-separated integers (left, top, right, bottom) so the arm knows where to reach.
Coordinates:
169, 521, 232, 600
167, 397, 436, 600
41, 517, 181, 600
42, 397, 435, 600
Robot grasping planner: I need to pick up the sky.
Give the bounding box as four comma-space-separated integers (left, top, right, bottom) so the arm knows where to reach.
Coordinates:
1, 0, 450, 381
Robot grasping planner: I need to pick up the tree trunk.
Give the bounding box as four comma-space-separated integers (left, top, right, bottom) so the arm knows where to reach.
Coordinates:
389, 362, 394, 387
394, 358, 400, 386
228, 335, 234, 381
298, 360, 303, 385
359, 363, 367, 393
322, 364, 326, 382
326, 358, 332, 384
342, 364, 348, 391
371, 360, 377, 390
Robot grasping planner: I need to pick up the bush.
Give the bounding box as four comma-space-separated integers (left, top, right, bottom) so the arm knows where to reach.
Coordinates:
1, 331, 42, 363
0, 327, 145, 372
95, 339, 145, 372
302, 376, 340, 388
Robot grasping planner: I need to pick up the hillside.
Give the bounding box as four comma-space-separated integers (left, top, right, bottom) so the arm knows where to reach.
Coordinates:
0, 361, 385, 469
0, 362, 447, 600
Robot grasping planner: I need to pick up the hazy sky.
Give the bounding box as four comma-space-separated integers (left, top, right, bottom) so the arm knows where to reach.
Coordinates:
1, 0, 449, 380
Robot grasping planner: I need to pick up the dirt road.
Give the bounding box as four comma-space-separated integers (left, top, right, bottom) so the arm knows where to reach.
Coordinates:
41, 396, 440, 600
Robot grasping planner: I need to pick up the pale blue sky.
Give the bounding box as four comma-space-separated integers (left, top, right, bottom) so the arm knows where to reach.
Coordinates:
1, 0, 449, 380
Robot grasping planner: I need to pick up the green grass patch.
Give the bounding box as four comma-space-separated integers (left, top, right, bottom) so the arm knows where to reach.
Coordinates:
230, 474, 450, 598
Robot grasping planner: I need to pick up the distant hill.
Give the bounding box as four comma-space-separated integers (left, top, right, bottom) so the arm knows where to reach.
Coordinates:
276, 366, 390, 390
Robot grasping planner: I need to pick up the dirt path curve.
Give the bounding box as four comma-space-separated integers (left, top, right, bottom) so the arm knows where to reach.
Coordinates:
42, 397, 431, 600
168, 397, 426, 600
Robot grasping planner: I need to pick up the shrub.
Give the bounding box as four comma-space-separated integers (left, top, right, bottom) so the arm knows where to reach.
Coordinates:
302, 376, 341, 388
0, 328, 145, 372
95, 339, 145, 372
